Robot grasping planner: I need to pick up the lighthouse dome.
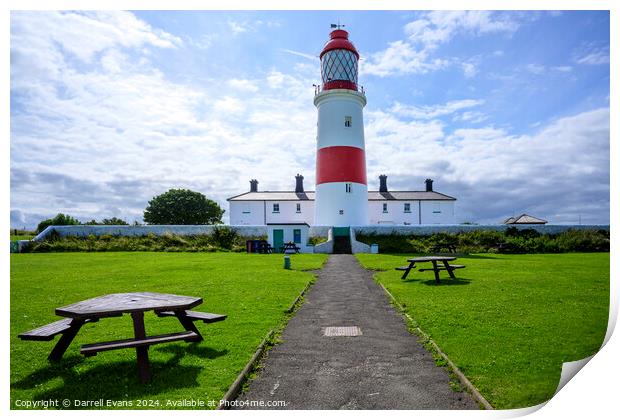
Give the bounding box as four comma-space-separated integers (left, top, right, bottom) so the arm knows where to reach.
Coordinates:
320, 29, 360, 91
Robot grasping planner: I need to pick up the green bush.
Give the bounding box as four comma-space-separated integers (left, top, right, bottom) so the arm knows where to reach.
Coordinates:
36, 213, 81, 234
210, 226, 238, 250
356, 229, 609, 254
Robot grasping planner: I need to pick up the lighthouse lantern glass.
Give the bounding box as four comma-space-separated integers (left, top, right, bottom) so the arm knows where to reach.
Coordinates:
321, 49, 358, 85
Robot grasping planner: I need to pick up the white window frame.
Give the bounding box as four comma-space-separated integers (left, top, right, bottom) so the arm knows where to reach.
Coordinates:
404, 203, 411, 213
382, 203, 388, 213
344, 116, 352, 128
345, 183, 352, 193
272, 203, 280, 213
296, 203, 301, 213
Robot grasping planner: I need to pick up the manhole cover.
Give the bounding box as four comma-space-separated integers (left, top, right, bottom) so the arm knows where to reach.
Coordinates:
323, 326, 362, 337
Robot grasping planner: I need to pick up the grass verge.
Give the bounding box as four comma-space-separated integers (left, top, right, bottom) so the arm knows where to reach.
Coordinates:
356, 253, 609, 409
10, 252, 326, 409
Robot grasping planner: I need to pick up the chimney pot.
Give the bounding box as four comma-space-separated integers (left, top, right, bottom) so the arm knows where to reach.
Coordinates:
249, 179, 258, 192
295, 174, 305, 193
379, 174, 388, 193
425, 178, 433, 192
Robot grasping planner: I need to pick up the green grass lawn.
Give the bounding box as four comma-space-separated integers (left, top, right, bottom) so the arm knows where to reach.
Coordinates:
10, 252, 326, 409
11, 235, 35, 241
356, 253, 609, 409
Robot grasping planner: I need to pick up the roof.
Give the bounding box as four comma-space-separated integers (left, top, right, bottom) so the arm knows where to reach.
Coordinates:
320, 29, 359, 59
503, 214, 548, 224
227, 190, 456, 201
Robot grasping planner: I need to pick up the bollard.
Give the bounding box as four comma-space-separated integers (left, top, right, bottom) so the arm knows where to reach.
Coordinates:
283, 254, 291, 269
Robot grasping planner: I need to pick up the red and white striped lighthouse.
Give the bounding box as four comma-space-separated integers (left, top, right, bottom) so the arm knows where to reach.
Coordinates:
314, 28, 368, 227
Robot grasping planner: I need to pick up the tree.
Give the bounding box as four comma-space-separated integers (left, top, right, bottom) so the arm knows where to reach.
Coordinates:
36, 213, 81, 233
102, 217, 129, 225
84, 217, 129, 225
143, 189, 224, 225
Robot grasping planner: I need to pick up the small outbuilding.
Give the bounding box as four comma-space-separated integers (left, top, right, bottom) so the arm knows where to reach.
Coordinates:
267, 223, 314, 253
503, 214, 548, 225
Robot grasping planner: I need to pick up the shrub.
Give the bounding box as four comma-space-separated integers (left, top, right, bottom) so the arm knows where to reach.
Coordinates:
36, 213, 81, 234
210, 226, 238, 250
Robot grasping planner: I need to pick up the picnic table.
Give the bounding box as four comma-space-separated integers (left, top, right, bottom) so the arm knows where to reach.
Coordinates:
396, 256, 466, 284
257, 240, 274, 254
280, 242, 301, 254
430, 242, 458, 253
18, 292, 227, 383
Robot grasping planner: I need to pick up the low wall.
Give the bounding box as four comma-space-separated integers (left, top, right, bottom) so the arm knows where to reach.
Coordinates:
353, 224, 609, 236
34, 225, 269, 241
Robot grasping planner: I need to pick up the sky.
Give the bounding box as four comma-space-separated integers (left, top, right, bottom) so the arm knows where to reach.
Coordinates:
9, 10, 610, 228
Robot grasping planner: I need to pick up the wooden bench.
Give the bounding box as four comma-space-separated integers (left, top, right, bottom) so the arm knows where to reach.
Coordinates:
18, 318, 97, 341
419, 264, 466, 272
81, 331, 199, 356
155, 310, 227, 324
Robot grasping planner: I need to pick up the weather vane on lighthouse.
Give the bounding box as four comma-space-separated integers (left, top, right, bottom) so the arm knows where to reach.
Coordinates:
330, 22, 345, 29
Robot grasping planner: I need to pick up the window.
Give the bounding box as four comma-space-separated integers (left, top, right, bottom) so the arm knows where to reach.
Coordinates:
404, 203, 411, 213
345, 183, 352, 193
382, 203, 388, 213
272, 203, 280, 213
339, 210, 344, 215
321, 49, 358, 85
344, 116, 352, 127
242, 204, 251, 214
293, 229, 301, 244
433, 202, 441, 214
296, 203, 301, 213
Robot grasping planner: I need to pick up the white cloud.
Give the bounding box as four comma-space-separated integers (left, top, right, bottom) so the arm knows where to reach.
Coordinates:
11, 11, 323, 226
405, 11, 519, 48
227, 78, 259, 92
362, 40, 449, 77
390, 99, 484, 120
461, 62, 477, 78
365, 105, 609, 223
364, 11, 519, 77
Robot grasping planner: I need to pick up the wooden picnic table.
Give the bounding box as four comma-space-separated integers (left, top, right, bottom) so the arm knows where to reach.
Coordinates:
280, 242, 301, 254
18, 292, 226, 383
396, 256, 466, 284
430, 242, 458, 253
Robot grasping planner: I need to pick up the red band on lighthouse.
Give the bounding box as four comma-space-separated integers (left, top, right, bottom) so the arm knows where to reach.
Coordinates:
316, 146, 367, 185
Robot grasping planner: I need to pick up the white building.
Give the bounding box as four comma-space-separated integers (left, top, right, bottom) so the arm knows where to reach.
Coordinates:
228, 175, 456, 226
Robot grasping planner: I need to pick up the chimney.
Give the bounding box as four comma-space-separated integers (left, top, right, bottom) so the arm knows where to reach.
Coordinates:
295, 174, 304, 193
249, 179, 258, 192
425, 178, 433, 192
379, 174, 388, 192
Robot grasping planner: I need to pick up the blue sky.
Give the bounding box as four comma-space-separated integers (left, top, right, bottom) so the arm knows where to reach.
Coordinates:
10, 10, 610, 228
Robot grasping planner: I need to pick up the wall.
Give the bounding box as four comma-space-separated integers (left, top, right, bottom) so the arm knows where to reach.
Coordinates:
265, 200, 314, 225
368, 200, 419, 225
353, 224, 609, 236
368, 200, 455, 225
228, 201, 265, 225
420, 201, 455, 224
34, 225, 268, 241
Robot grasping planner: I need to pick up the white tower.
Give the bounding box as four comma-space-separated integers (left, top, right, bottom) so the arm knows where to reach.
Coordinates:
314, 28, 368, 227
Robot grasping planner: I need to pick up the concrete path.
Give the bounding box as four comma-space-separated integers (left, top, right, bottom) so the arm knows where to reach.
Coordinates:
235, 254, 478, 409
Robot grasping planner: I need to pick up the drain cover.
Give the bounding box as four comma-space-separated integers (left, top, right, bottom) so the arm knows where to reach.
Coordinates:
323, 326, 362, 337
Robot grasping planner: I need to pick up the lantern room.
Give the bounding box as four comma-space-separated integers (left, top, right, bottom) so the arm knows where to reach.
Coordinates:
320, 29, 360, 91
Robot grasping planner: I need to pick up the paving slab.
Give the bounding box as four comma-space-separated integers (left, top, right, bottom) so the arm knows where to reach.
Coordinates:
235, 254, 479, 410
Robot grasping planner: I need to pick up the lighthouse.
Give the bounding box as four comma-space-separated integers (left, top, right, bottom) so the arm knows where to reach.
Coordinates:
314, 27, 368, 227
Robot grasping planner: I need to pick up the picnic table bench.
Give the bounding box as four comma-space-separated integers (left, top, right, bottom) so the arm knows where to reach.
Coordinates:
430, 243, 458, 253
280, 242, 301, 254
18, 292, 226, 383
396, 256, 466, 284
257, 240, 274, 254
